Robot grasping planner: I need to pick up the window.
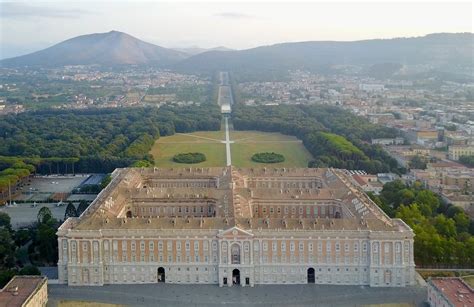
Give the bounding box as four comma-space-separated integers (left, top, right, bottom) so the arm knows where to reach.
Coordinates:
149, 242, 154, 251
299, 242, 304, 252
272, 242, 277, 251
82, 242, 88, 251
290, 242, 295, 252
354, 243, 359, 252
326, 242, 331, 252
140, 241, 145, 251
308, 243, 313, 252
335, 243, 340, 252
194, 241, 199, 251
177, 242, 181, 251
203, 241, 209, 251
131, 241, 136, 251
167, 241, 172, 251
281, 242, 286, 252
185, 241, 190, 251
263, 242, 268, 251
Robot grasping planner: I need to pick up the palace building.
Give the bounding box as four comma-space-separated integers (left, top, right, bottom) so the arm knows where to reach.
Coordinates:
57, 167, 415, 287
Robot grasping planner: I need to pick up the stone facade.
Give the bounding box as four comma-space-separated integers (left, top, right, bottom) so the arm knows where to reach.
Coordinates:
57, 167, 415, 287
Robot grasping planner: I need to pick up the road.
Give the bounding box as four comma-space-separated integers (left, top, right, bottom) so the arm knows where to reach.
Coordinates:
47, 283, 427, 307
224, 116, 232, 166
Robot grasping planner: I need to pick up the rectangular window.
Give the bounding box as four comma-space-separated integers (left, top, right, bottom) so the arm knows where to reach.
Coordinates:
149, 242, 154, 251
203, 241, 209, 251
263, 242, 268, 251
354, 243, 359, 252
309, 243, 313, 252
167, 241, 172, 251
281, 242, 286, 252
185, 241, 190, 251
131, 241, 136, 251
272, 242, 277, 251
194, 241, 199, 251
290, 242, 295, 252
140, 241, 145, 251
326, 242, 331, 252
299, 242, 304, 252
177, 242, 181, 251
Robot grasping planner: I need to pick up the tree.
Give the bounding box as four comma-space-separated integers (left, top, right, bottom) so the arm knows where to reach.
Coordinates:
453, 212, 470, 234
0, 228, 15, 268
64, 202, 78, 219
433, 215, 457, 238
415, 190, 440, 216
37, 207, 53, 224
77, 200, 89, 216
409, 155, 427, 170
0, 212, 11, 231
18, 265, 41, 276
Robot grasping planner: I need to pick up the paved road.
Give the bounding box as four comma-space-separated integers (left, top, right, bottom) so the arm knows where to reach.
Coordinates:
48, 283, 427, 307
224, 116, 232, 166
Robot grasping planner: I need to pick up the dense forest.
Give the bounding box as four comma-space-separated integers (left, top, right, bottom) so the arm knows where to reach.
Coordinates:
369, 180, 474, 268
0, 105, 221, 175
232, 104, 402, 174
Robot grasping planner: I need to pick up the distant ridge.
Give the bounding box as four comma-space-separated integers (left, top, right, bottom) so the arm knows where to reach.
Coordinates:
174, 33, 474, 77
174, 46, 233, 56
0, 31, 188, 67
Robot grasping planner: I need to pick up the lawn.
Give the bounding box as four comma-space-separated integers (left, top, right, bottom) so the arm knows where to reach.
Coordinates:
230, 131, 313, 167
150, 130, 312, 168
150, 131, 226, 167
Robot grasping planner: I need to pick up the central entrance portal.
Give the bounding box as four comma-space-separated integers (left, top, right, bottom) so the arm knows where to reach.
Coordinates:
232, 269, 240, 285
157, 267, 165, 283
307, 268, 315, 283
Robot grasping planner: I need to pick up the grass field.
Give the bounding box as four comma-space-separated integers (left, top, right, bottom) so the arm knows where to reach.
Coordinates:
150, 129, 312, 168
230, 130, 313, 167
150, 131, 226, 167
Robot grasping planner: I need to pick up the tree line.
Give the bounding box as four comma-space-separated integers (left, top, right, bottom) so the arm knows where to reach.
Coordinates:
232, 104, 402, 174
369, 180, 474, 268
0, 105, 221, 173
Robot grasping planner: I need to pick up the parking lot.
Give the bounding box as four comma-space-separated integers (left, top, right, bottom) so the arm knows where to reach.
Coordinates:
1, 175, 97, 228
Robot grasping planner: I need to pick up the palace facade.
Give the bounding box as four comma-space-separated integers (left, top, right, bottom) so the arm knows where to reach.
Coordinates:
57, 167, 415, 287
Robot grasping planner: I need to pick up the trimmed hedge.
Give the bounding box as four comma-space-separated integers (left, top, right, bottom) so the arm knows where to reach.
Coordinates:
173, 152, 206, 164
251, 152, 285, 163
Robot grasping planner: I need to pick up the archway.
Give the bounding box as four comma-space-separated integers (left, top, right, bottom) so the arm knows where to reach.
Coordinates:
157, 267, 165, 283
335, 211, 341, 219
307, 268, 315, 284
232, 269, 240, 285
126, 210, 132, 218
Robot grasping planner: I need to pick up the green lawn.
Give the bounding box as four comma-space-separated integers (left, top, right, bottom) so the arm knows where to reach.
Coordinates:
150, 131, 226, 167
150, 130, 312, 167
231, 131, 313, 167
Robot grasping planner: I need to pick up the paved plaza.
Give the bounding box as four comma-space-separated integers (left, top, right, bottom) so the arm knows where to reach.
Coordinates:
47, 283, 427, 307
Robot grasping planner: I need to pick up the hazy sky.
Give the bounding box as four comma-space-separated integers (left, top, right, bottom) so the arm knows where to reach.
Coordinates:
0, 0, 472, 58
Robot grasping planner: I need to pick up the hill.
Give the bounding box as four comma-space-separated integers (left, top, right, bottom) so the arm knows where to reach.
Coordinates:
174, 46, 233, 56
0, 31, 188, 67
175, 33, 474, 80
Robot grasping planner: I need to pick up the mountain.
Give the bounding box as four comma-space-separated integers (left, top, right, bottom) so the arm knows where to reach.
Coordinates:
174, 46, 233, 56
0, 31, 188, 67
175, 33, 474, 79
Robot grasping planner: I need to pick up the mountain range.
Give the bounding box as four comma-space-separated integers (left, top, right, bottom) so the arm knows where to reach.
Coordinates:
1, 31, 472, 79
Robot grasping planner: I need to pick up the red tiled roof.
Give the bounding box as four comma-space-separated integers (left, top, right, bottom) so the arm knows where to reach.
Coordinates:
430, 277, 474, 307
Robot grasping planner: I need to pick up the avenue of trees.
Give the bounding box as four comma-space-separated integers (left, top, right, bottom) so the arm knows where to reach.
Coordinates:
0, 105, 221, 173
369, 180, 474, 268
233, 104, 402, 174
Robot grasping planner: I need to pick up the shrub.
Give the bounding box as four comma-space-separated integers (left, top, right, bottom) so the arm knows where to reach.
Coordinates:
172, 152, 206, 164
251, 152, 285, 163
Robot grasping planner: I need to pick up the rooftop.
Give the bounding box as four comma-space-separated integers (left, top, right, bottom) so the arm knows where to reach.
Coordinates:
430, 277, 474, 307
58, 167, 410, 234
0, 276, 47, 307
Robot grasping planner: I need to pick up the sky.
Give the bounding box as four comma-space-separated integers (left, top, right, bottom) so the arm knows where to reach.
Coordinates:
0, 0, 472, 59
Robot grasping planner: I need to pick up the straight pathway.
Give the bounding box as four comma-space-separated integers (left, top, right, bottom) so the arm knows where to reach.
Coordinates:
224, 116, 232, 166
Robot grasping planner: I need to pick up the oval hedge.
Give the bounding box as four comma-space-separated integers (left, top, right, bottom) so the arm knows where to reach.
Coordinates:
172, 152, 206, 164
251, 152, 285, 163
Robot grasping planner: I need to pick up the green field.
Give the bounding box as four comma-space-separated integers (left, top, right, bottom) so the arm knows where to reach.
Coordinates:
230, 131, 313, 167
150, 129, 313, 167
